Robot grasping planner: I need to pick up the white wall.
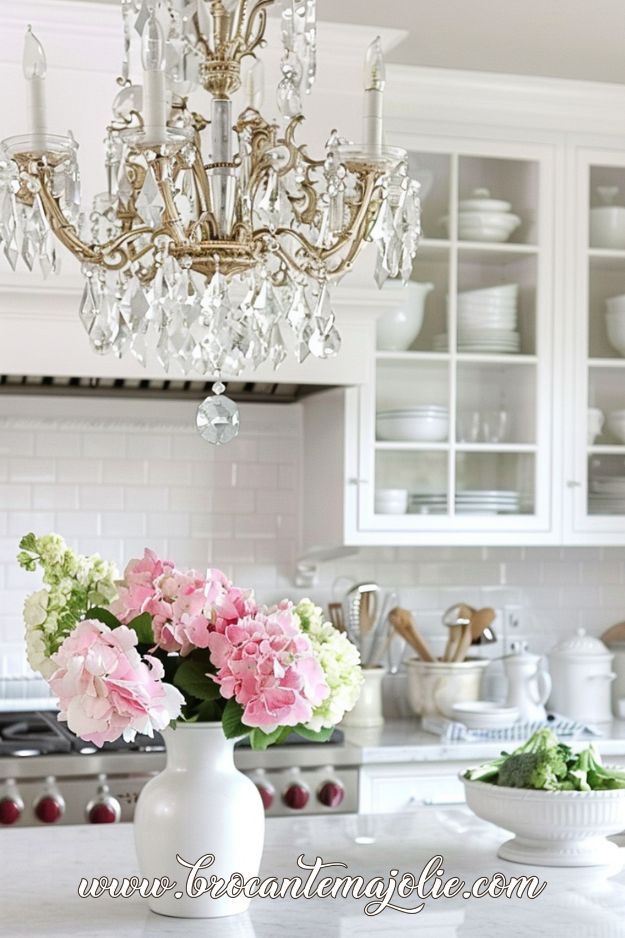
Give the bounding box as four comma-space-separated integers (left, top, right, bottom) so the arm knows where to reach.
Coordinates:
1, 393, 624, 685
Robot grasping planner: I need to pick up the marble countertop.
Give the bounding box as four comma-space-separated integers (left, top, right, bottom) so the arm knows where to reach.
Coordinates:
2, 808, 625, 937
341, 719, 625, 764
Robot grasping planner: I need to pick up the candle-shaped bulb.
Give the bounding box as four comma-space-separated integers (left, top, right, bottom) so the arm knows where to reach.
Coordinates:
141, 11, 165, 72
364, 36, 385, 92
245, 58, 264, 110
23, 25, 46, 80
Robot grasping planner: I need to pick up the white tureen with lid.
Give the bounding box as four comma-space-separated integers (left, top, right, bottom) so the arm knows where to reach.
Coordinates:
548, 628, 615, 724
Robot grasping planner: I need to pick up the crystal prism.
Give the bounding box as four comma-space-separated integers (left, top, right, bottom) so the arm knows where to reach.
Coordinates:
135, 166, 164, 227
196, 392, 240, 445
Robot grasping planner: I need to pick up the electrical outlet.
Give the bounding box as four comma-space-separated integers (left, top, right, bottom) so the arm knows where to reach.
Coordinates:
504, 604, 524, 634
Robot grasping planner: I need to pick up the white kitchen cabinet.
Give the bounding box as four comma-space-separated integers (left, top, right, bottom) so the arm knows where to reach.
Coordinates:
565, 145, 625, 544
359, 762, 468, 813
304, 135, 559, 547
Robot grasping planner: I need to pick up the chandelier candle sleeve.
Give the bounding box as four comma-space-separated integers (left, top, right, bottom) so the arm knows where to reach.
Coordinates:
141, 11, 167, 146
22, 26, 47, 143
363, 36, 385, 150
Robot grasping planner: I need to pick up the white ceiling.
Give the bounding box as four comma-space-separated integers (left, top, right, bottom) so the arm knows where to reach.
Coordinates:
316, 0, 625, 84
67, 0, 625, 84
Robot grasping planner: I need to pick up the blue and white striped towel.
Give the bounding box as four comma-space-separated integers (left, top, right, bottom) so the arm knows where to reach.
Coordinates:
421, 713, 604, 743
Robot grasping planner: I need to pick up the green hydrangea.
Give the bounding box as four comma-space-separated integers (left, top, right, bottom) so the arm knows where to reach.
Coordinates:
18, 533, 118, 677
294, 598, 363, 732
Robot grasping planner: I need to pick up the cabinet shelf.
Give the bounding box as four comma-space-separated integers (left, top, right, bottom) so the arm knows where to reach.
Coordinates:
374, 441, 449, 452
375, 351, 450, 363
455, 353, 537, 364
588, 248, 625, 271
457, 240, 538, 256
588, 444, 625, 454
588, 358, 625, 369
456, 443, 537, 454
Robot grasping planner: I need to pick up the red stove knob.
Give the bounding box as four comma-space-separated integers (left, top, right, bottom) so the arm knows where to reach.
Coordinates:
0, 797, 22, 825
256, 783, 275, 810
317, 780, 345, 808
87, 800, 120, 824
35, 795, 64, 824
282, 782, 310, 810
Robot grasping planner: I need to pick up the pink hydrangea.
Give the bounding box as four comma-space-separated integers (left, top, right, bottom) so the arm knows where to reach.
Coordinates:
112, 552, 257, 656
49, 619, 184, 747
207, 606, 329, 731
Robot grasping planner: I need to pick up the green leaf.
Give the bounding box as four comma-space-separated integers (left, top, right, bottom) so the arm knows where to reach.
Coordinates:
249, 726, 285, 751
195, 699, 223, 723
127, 612, 154, 645
19, 533, 36, 552
292, 725, 334, 744
222, 698, 249, 740
86, 606, 121, 629
174, 657, 221, 701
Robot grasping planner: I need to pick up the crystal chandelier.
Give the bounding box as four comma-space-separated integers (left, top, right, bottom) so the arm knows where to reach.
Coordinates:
0, 1, 421, 443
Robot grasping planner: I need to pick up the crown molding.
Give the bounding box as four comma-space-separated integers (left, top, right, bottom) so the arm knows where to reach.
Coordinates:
385, 64, 625, 135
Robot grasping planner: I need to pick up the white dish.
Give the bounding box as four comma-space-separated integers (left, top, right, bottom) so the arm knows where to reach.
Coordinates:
608, 413, 625, 443
375, 488, 408, 514
462, 775, 625, 866
451, 702, 519, 729
458, 188, 511, 213
459, 284, 518, 300
376, 411, 449, 443
605, 310, 625, 356
376, 281, 433, 351
605, 294, 625, 315
590, 205, 625, 250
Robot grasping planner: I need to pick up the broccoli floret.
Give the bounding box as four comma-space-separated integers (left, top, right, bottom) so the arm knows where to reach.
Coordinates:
573, 746, 625, 791
497, 748, 568, 790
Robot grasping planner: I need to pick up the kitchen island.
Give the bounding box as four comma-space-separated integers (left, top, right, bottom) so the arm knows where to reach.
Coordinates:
2, 806, 625, 937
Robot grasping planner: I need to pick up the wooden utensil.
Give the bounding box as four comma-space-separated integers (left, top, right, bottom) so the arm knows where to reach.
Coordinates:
328, 602, 346, 633
442, 603, 474, 662
600, 621, 625, 646
389, 607, 436, 662
470, 607, 497, 644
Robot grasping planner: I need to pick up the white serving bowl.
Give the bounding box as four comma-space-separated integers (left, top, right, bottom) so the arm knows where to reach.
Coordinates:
606, 311, 625, 356
406, 658, 490, 717
458, 188, 511, 213
451, 701, 519, 729
376, 281, 434, 351
374, 488, 408, 514
606, 294, 625, 315
462, 775, 625, 866
588, 407, 605, 445
590, 206, 625, 249
376, 410, 449, 443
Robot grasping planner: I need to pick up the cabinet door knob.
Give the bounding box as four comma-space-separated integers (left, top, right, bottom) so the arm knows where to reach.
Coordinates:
347, 477, 368, 485
566, 480, 582, 488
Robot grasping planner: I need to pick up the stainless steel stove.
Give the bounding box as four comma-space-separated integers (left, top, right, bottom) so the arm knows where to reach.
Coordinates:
0, 711, 359, 827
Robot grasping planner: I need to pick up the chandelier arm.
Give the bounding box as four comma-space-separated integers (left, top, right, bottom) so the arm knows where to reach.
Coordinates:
242, 0, 275, 56
151, 157, 188, 245
34, 179, 157, 271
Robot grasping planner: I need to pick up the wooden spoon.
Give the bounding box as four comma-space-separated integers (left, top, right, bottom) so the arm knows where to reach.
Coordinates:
328, 602, 346, 633
600, 621, 625, 646
389, 607, 436, 662
454, 607, 496, 662
442, 603, 474, 662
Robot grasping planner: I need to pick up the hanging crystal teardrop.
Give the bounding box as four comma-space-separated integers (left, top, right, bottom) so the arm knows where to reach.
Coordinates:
196, 382, 240, 445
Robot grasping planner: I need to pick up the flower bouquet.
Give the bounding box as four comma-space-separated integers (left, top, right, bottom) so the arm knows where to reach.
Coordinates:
19, 532, 364, 918
18, 533, 363, 749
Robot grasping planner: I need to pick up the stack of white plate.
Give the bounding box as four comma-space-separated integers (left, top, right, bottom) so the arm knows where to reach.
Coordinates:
376, 407, 449, 443
589, 476, 625, 514
408, 492, 448, 514
457, 284, 520, 353
455, 489, 521, 514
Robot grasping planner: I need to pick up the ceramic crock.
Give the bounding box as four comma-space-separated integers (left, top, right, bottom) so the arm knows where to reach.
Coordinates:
404, 658, 490, 718
548, 628, 615, 724
134, 722, 265, 919
341, 666, 386, 727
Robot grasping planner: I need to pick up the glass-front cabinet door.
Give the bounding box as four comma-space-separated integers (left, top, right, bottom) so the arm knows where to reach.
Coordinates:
355, 137, 556, 544
567, 147, 625, 543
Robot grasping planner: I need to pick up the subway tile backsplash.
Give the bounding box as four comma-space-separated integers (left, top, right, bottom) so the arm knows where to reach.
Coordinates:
0, 394, 624, 679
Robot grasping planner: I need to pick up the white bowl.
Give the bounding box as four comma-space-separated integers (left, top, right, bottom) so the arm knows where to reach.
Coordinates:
458, 209, 521, 228
606, 312, 625, 356
376, 281, 433, 351
406, 658, 490, 717
459, 284, 519, 301
376, 411, 449, 443
375, 489, 408, 514
451, 701, 519, 729
458, 188, 511, 213
590, 206, 625, 250
605, 294, 625, 315
608, 413, 625, 442
462, 775, 625, 866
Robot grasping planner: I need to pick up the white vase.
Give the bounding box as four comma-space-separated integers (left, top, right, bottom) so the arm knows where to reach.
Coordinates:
341, 666, 386, 727
134, 722, 265, 919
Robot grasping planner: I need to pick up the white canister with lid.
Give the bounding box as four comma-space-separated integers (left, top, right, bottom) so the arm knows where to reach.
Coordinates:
548, 628, 615, 724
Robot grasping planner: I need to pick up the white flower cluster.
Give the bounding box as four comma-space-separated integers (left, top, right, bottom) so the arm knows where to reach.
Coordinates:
294, 598, 364, 732
18, 533, 118, 678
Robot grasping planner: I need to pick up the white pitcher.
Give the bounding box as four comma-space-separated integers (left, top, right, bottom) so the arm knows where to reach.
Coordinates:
377, 281, 434, 351
502, 646, 552, 722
